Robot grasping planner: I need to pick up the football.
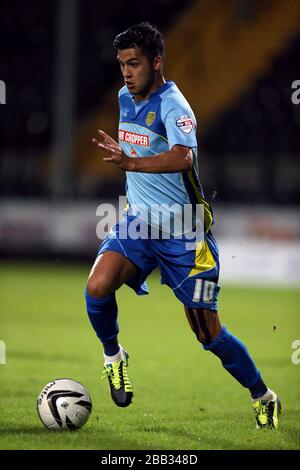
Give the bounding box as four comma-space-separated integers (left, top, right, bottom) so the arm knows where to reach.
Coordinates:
37, 379, 92, 430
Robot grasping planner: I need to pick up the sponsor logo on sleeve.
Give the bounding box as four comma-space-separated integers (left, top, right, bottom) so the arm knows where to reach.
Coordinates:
176, 115, 194, 134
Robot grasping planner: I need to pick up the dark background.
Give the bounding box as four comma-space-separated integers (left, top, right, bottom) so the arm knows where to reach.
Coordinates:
1, 0, 299, 205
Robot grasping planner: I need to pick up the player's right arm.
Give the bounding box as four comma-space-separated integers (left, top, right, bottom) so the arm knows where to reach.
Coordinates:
92, 130, 193, 173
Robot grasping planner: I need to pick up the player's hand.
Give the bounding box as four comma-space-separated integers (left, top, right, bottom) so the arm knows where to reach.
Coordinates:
92, 130, 130, 171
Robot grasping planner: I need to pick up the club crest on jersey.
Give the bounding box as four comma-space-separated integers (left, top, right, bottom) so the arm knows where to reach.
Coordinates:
146, 111, 156, 127
176, 115, 194, 134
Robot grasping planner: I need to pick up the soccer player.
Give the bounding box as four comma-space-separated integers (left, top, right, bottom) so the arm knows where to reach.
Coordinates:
85, 22, 281, 429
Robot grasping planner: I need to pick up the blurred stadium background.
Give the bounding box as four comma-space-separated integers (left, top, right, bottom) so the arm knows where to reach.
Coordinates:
1, 0, 300, 450
0, 0, 300, 286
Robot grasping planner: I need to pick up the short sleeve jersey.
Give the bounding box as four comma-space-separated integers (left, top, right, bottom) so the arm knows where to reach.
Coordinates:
118, 80, 212, 234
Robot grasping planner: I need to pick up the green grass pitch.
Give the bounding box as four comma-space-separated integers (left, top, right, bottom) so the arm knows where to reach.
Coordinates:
0, 262, 299, 450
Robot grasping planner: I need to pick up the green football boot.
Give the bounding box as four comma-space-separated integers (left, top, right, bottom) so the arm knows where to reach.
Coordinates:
253, 394, 282, 429
102, 348, 133, 408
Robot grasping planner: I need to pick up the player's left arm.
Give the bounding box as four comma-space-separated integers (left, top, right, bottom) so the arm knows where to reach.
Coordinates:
92, 130, 192, 173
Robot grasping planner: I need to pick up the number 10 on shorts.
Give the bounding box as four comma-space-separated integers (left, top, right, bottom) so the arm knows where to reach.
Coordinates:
193, 279, 217, 304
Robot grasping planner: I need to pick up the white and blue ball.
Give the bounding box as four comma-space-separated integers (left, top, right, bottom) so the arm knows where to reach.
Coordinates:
37, 379, 92, 430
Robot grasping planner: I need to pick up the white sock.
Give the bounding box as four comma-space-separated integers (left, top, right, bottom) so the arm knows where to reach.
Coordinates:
103, 344, 127, 365
119, 344, 127, 359
252, 388, 276, 402
103, 348, 121, 365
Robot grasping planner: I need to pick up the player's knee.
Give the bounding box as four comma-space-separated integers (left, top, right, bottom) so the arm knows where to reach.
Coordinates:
86, 274, 114, 298
193, 328, 216, 345
194, 329, 208, 345
186, 307, 221, 345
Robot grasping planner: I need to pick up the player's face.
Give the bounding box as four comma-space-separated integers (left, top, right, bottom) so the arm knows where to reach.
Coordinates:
117, 48, 157, 98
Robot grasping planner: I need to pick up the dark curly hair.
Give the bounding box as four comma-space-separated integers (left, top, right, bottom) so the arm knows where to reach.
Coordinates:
113, 22, 165, 62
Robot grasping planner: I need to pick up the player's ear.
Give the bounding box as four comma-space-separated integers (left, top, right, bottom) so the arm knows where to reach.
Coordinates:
153, 55, 163, 72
